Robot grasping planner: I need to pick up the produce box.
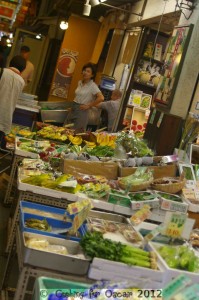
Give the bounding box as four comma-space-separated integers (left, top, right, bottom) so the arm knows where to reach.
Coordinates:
129, 191, 160, 210
33, 277, 91, 300
18, 168, 78, 202
20, 201, 87, 241
61, 159, 118, 180
88, 251, 166, 285
155, 191, 188, 214
119, 164, 177, 179
150, 242, 199, 284
108, 189, 131, 207
18, 230, 90, 275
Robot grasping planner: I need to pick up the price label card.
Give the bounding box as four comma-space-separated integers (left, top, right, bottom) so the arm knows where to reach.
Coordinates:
182, 188, 195, 200
164, 213, 186, 238
163, 211, 195, 239
149, 109, 156, 124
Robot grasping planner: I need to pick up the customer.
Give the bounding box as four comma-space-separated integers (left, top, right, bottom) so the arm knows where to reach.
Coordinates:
0, 36, 10, 67
97, 89, 122, 132
0, 55, 26, 148
68, 62, 104, 130
20, 45, 34, 85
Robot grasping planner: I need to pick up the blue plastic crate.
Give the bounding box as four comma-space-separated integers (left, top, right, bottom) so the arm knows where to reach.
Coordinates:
33, 276, 91, 300
20, 201, 88, 241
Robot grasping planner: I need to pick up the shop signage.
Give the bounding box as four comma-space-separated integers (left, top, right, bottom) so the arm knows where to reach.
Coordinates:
0, 5, 15, 20
50, 49, 79, 99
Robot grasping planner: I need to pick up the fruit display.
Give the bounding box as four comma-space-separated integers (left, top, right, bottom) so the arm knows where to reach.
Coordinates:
36, 125, 70, 141
157, 245, 199, 272
80, 231, 157, 269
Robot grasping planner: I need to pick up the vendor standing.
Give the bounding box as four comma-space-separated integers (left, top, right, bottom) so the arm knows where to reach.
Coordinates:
68, 62, 104, 130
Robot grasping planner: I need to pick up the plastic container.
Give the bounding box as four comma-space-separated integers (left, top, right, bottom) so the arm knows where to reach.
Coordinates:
33, 277, 91, 300
18, 230, 91, 276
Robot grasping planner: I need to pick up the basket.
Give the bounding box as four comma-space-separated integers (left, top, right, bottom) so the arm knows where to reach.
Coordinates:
118, 179, 153, 192
151, 177, 186, 194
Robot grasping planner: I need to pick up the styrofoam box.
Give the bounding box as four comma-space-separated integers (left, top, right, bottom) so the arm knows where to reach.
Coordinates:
88, 249, 167, 284
149, 242, 199, 284
15, 137, 40, 158
113, 205, 132, 216
154, 190, 188, 214
77, 193, 115, 212
20, 211, 72, 239
88, 267, 163, 289
18, 230, 90, 275
18, 176, 78, 202
129, 191, 160, 210
182, 196, 199, 213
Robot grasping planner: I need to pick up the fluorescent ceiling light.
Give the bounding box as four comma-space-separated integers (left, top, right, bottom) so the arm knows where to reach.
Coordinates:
90, 0, 100, 6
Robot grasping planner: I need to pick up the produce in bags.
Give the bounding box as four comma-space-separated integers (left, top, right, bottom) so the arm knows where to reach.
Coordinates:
80, 231, 157, 269
157, 245, 199, 272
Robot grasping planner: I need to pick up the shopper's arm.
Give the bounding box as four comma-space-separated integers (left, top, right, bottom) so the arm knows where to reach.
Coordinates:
80, 92, 104, 110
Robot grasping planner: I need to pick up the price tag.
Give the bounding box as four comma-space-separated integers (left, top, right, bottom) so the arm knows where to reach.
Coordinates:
182, 188, 195, 200
149, 109, 156, 124
164, 213, 186, 238
163, 211, 195, 239
157, 112, 164, 128
194, 190, 199, 200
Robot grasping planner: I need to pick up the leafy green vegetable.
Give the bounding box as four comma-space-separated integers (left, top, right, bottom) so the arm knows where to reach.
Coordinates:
85, 146, 114, 157
80, 231, 157, 269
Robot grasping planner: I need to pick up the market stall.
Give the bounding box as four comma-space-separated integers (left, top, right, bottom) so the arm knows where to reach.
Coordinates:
1, 123, 199, 299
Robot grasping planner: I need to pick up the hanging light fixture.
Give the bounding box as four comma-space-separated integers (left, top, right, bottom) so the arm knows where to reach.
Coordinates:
60, 21, 69, 30
83, 0, 91, 16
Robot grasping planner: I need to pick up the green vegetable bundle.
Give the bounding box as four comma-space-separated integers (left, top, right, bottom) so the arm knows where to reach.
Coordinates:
80, 231, 157, 269
85, 145, 114, 157
119, 167, 153, 187
158, 245, 199, 272
116, 132, 154, 157
25, 218, 51, 231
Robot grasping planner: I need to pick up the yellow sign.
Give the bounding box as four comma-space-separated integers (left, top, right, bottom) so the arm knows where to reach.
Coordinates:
165, 213, 186, 238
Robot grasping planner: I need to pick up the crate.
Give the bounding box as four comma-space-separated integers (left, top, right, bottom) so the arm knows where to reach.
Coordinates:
129, 191, 160, 210
20, 201, 87, 241
40, 110, 69, 123
19, 231, 91, 275
33, 277, 91, 300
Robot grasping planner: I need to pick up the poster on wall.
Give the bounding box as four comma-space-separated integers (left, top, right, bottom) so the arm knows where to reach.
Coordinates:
154, 25, 193, 108
50, 49, 79, 99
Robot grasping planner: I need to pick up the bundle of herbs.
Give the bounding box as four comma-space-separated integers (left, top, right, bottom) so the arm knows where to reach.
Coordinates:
80, 231, 157, 269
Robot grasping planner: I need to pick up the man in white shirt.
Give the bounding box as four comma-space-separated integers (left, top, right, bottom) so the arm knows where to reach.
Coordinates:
0, 55, 26, 148
97, 89, 122, 132
20, 45, 34, 86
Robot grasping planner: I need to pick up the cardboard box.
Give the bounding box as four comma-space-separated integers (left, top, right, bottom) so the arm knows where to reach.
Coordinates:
61, 159, 118, 180
119, 164, 177, 179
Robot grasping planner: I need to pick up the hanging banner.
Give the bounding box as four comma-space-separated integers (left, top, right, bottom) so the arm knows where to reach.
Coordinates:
50, 49, 79, 99
0, 4, 15, 19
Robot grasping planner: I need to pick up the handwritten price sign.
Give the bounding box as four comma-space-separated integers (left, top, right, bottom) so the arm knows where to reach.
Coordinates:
164, 213, 187, 238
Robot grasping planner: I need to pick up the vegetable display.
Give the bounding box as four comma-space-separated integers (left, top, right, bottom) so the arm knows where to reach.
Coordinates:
80, 231, 157, 269
116, 132, 154, 157
25, 218, 51, 231
157, 245, 199, 272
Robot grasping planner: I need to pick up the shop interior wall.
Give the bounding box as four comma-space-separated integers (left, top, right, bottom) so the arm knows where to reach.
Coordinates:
190, 79, 199, 114
170, 1, 199, 119
48, 15, 100, 102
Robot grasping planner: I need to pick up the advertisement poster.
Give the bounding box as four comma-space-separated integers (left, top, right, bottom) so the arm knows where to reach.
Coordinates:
50, 49, 79, 99
154, 25, 193, 107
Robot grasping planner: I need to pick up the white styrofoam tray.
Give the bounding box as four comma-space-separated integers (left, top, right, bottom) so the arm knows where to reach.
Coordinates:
154, 190, 188, 214
129, 191, 160, 210
18, 230, 90, 275
18, 176, 78, 202
182, 196, 199, 213
15, 137, 40, 158
88, 267, 163, 289
88, 253, 166, 283
149, 242, 199, 284
77, 193, 115, 212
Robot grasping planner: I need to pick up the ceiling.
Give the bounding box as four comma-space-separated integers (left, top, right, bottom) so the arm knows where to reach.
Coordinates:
39, 0, 139, 21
